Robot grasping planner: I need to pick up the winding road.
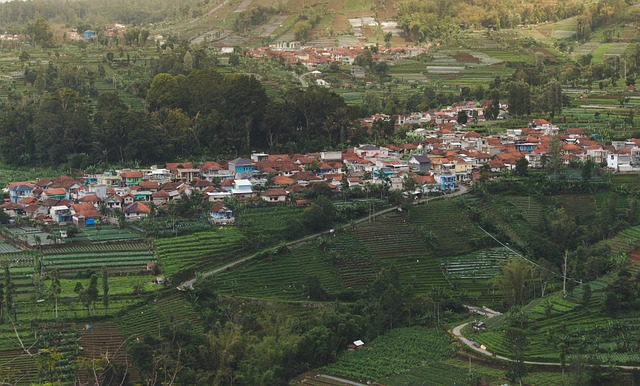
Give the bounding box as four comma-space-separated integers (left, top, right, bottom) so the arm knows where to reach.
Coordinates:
451, 309, 640, 370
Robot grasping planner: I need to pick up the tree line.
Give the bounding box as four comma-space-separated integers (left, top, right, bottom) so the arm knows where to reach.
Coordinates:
0, 67, 362, 167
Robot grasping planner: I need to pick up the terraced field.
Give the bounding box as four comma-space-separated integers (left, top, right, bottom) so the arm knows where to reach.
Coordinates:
409, 200, 484, 256
0, 349, 37, 382
352, 213, 451, 294
77, 321, 138, 384
117, 293, 205, 338
597, 225, 640, 254
0, 241, 20, 253
385, 358, 566, 386
42, 242, 155, 277
504, 195, 544, 226
213, 243, 344, 299
154, 228, 248, 276
442, 248, 511, 304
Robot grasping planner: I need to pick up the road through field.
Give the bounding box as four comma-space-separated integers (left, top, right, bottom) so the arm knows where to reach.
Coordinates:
181, 185, 468, 289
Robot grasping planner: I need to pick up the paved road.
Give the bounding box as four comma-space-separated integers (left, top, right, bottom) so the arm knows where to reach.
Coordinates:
181, 185, 468, 289
451, 310, 640, 370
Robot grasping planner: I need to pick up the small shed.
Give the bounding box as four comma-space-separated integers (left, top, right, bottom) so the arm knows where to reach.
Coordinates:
347, 339, 365, 350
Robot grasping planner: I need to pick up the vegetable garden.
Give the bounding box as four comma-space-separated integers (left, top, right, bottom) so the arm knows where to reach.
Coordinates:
154, 227, 248, 277
321, 327, 457, 382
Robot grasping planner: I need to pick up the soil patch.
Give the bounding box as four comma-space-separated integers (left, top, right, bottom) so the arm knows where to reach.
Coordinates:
453, 53, 481, 63
629, 247, 640, 263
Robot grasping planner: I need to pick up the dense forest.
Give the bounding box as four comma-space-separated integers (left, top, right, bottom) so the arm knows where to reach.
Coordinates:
396, 0, 630, 42
0, 0, 207, 29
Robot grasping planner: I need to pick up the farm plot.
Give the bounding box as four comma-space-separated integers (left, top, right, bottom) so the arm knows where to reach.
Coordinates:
237, 206, 304, 243
442, 248, 511, 305
3, 226, 56, 247
322, 327, 456, 382
386, 357, 566, 385
70, 225, 141, 242
352, 213, 451, 293
0, 350, 37, 382
213, 243, 344, 299
117, 293, 204, 338
554, 194, 597, 221
0, 241, 19, 253
442, 248, 510, 280
476, 295, 617, 362
409, 199, 484, 256
77, 321, 138, 384
0, 264, 35, 305
154, 227, 248, 277
504, 195, 544, 226
42, 242, 155, 276
598, 226, 640, 254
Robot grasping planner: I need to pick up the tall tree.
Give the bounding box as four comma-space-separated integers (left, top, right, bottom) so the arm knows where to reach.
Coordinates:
504, 327, 528, 384
545, 79, 563, 118
507, 81, 532, 116
49, 270, 61, 319
4, 263, 15, 321
102, 266, 109, 312
493, 258, 533, 306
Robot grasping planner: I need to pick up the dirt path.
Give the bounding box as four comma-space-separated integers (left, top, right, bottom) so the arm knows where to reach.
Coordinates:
181, 185, 468, 289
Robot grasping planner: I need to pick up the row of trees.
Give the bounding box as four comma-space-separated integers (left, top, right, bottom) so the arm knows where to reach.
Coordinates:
0, 68, 359, 167
397, 0, 586, 42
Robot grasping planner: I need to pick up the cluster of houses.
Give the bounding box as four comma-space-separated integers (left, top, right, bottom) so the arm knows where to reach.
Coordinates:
4, 115, 640, 227
246, 44, 426, 71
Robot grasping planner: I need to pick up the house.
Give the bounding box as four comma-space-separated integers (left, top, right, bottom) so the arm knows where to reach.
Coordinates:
146, 167, 172, 182
408, 155, 432, 173
231, 179, 253, 200
200, 161, 233, 181
209, 202, 234, 224
152, 190, 170, 205
42, 188, 69, 201
104, 194, 123, 210
122, 193, 135, 205
437, 173, 456, 191
82, 30, 97, 39
228, 158, 254, 176
166, 162, 197, 182
120, 171, 144, 186
1, 202, 25, 217
70, 203, 102, 227
122, 201, 151, 221
261, 188, 288, 204
8, 182, 35, 203
50, 205, 72, 224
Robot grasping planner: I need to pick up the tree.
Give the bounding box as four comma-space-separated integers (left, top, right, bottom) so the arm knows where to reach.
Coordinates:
146, 73, 179, 110
306, 276, 328, 300
548, 135, 564, 177
485, 89, 501, 120
493, 258, 532, 306
504, 327, 528, 384
27, 18, 53, 47
457, 110, 468, 125
102, 266, 109, 312
85, 275, 99, 315
581, 159, 594, 181
49, 270, 61, 319
545, 79, 563, 118
514, 157, 529, 177
507, 81, 531, 116
4, 263, 15, 321
582, 283, 592, 305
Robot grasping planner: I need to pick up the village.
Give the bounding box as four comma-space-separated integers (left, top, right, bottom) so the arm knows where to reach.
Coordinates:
4, 101, 640, 234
